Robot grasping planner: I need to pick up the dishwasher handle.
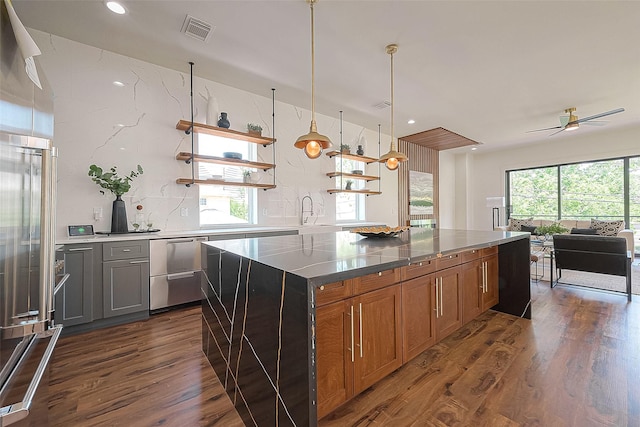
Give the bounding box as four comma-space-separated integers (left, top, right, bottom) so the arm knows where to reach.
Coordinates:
167, 271, 196, 281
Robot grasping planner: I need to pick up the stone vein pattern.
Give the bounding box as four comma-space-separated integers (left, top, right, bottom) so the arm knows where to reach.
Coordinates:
29, 29, 396, 241
201, 247, 312, 426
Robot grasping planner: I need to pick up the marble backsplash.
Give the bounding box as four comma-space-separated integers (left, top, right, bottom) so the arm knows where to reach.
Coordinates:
30, 30, 398, 241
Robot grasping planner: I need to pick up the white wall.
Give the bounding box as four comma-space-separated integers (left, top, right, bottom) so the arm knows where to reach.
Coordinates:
31, 30, 398, 240
445, 125, 640, 231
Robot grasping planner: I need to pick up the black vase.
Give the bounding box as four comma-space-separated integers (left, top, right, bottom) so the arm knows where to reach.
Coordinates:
217, 112, 230, 128
111, 195, 128, 233
356, 145, 364, 155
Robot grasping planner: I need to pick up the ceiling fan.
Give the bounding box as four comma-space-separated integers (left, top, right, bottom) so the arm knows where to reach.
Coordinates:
527, 107, 625, 136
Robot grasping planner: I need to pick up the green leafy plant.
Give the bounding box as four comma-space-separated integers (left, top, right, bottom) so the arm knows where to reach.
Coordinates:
535, 222, 569, 235
88, 164, 143, 196
247, 123, 262, 133
340, 143, 351, 153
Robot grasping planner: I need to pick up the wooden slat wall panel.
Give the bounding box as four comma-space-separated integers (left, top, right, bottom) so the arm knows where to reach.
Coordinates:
398, 139, 439, 227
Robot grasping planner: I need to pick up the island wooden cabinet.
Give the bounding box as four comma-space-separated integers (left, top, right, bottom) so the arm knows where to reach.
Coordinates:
317, 248, 498, 419
316, 299, 353, 420
352, 285, 402, 394
316, 274, 402, 419
401, 274, 436, 363
461, 257, 482, 323
481, 248, 499, 310
434, 265, 462, 340
461, 246, 499, 324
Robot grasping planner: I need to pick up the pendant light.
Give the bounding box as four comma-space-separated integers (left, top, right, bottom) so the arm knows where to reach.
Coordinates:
294, 0, 332, 159
378, 44, 408, 171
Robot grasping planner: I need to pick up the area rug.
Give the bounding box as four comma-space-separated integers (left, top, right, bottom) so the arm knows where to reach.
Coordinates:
533, 261, 640, 296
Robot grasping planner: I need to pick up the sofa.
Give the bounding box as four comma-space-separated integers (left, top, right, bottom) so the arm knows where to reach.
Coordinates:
496, 217, 635, 262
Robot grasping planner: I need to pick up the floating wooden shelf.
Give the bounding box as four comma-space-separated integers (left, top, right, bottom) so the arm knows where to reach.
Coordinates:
176, 178, 276, 189
176, 120, 276, 146
325, 151, 379, 163
326, 172, 379, 181
327, 189, 382, 195
176, 152, 275, 170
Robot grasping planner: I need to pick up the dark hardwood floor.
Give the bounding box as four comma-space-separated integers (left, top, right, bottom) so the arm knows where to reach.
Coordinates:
49, 281, 640, 426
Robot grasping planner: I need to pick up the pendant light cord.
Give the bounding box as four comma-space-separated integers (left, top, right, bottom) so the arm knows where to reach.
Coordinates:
310, 0, 316, 123
390, 50, 395, 150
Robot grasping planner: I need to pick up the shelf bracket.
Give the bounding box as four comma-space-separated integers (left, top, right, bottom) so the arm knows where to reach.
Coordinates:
184, 125, 193, 135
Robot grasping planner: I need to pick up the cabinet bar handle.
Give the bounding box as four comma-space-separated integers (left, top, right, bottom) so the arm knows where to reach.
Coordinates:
122, 249, 131, 252
129, 260, 149, 264
439, 278, 444, 317
434, 279, 439, 318
350, 305, 354, 363
68, 247, 92, 251
359, 303, 363, 358
484, 261, 488, 292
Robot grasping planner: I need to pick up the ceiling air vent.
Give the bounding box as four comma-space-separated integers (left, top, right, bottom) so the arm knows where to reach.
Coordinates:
374, 100, 391, 109
181, 15, 215, 43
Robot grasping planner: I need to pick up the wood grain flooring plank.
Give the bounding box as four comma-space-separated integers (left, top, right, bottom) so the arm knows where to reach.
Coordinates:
49, 307, 244, 427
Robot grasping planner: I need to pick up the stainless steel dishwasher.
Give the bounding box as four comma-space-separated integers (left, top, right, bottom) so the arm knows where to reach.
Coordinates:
149, 237, 207, 311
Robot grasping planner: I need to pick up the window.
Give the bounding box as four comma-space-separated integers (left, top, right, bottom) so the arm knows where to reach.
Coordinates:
507, 155, 639, 253
334, 156, 364, 221
197, 134, 256, 226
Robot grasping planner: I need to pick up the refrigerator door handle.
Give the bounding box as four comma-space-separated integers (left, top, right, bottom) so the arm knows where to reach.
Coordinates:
54, 273, 70, 296
0, 325, 62, 426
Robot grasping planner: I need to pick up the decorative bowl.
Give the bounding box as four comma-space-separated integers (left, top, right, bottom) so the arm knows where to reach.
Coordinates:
351, 170, 363, 175
350, 225, 410, 238
223, 152, 242, 160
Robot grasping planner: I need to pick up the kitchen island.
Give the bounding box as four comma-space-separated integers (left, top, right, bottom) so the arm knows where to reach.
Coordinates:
201, 228, 530, 426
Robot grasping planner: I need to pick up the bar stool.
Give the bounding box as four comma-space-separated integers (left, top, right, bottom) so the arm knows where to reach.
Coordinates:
530, 252, 543, 282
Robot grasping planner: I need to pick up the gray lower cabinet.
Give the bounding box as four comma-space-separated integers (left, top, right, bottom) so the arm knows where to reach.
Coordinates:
55, 244, 96, 327
102, 240, 150, 318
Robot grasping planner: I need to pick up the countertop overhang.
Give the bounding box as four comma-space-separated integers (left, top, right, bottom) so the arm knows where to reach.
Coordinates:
203, 228, 529, 286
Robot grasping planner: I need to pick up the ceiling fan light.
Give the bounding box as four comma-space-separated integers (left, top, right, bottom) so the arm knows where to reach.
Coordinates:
565, 122, 579, 131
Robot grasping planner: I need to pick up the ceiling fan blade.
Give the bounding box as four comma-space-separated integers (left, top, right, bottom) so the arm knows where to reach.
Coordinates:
526, 125, 562, 133
548, 128, 565, 136
583, 121, 607, 126
576, 107, 625, 124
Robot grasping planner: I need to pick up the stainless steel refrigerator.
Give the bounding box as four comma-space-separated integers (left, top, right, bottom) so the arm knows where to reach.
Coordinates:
1, 1, 63, 425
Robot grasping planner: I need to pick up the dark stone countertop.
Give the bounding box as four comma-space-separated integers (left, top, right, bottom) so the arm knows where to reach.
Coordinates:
203, 228, 529, 286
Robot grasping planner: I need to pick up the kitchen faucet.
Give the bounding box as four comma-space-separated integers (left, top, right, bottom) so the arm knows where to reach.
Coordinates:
301, 195, 314, 225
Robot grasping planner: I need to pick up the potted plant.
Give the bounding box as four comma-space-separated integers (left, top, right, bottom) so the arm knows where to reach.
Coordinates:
340, 143, 351, 154
88, 164, 143, 233
535, 222, 569, 239
242, 169, 252, 183
345, 179, 353, 190
247, 123, 262, 136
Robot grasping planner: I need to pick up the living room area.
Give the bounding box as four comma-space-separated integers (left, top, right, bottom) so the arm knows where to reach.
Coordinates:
436, 123, 640, 300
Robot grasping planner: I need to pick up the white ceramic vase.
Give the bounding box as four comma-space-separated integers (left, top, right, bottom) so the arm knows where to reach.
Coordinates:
206, 96, 219, 125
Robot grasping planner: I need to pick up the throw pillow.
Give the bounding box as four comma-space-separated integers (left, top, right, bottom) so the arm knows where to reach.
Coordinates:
590, 219, 624, 237
520, 225, 537, 234
509, 217, 533, 231
570, 227, 598, 235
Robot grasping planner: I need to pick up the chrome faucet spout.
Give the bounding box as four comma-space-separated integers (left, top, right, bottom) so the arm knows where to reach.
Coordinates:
301, 195, 314, 225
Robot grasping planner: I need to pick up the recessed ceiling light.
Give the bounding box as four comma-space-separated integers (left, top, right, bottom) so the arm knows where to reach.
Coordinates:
471, 147, 478, 151
112, 81, 125, 87
407, 119, 415, 124
106, 1, 126, 15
